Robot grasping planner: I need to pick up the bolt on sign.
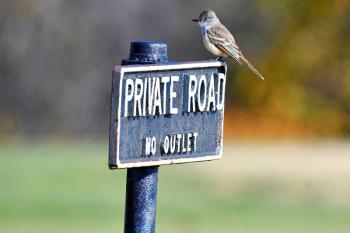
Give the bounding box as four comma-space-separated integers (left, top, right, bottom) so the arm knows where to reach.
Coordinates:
109, 61, 227, 168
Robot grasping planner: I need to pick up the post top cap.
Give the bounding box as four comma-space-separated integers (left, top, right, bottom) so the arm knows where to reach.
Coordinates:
123, 40, 168, 64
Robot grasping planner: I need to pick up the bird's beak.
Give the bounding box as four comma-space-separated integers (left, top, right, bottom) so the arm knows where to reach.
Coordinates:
192, 18, 200, 22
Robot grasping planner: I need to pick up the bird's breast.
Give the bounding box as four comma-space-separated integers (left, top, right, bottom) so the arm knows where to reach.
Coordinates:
202, 30, 226, 57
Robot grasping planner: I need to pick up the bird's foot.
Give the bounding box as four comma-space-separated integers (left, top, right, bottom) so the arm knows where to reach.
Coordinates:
216, 56, 224, 61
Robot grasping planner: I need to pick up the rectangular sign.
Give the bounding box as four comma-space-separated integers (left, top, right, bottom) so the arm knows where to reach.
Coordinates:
109, 61, 227, 169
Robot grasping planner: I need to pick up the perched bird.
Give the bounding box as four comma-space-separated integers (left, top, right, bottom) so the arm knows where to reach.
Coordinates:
192, 9, 264, 80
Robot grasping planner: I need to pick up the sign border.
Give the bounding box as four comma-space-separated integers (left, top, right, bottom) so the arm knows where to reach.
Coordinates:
109, 61, 227, 169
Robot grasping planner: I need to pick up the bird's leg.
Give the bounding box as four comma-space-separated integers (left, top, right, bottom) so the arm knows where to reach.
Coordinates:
216, 56, 224, 61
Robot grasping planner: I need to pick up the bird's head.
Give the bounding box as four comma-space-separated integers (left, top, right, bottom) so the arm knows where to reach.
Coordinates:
192, 9, 220, 28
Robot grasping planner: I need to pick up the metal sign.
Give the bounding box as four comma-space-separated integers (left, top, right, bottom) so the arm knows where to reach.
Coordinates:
109, 61, 226, 168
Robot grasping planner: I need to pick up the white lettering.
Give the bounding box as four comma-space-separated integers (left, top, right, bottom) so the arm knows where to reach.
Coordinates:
142, 78, 148, 116
123, 72, 225, 117
161, 76, 170, 114
124, 79, 134, 117
162, 136, 170, 154
193, 132, 198, 151
207, 74, 216, 111
160, 132, 198, 155
197, 75, 207, 112
144, 136, 157, 156
182, 134, 186, 153
152, 77, 162, 115
186, 133, 192, 152
147, 77, 156, 115
144, 137, 151, 156
176, 134, 182, 153
170, 76, 179, 114
151, 137, 157, 155
133, 78, 143, 116
170, 135, 176, 153
188, 75, 197, 112
216, 73, 226, 110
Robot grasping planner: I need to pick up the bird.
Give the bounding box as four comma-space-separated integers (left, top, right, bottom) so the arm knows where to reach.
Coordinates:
192, 9, 264, 80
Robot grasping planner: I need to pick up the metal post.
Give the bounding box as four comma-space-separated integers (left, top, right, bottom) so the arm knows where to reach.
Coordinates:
122, 40, 168, 233
124, 167, 159, 233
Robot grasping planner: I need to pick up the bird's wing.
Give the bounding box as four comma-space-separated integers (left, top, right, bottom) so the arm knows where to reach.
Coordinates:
207, 25, 243, 64
207, 25, 265, 80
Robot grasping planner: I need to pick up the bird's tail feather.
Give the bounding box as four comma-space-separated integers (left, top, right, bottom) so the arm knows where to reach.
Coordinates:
241, 55, 264, 80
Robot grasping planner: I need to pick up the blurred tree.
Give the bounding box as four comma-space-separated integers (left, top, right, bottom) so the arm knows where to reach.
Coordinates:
228, 0, 350, 137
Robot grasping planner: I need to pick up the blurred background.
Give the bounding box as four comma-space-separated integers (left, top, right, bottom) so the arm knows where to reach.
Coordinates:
0, 0, 350, 232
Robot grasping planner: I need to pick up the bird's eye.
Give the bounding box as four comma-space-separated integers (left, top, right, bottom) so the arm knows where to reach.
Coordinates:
204, 17, 208, 20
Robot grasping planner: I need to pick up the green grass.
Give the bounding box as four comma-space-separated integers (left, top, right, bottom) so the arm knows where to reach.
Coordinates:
0, 141, 350, 233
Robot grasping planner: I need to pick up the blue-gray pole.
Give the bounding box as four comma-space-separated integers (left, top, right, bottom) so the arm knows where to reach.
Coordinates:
122, 40, 168, 233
